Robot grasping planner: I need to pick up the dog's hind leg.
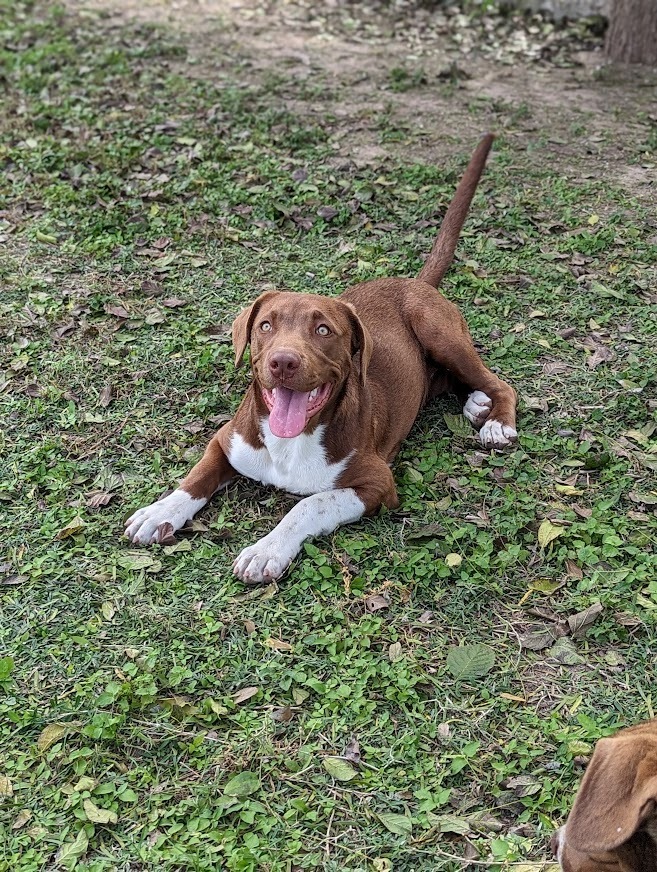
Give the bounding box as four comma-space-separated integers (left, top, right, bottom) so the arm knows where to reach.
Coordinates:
409, 297, 517, 448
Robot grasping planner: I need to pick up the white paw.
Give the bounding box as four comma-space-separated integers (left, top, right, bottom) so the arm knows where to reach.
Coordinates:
233, 535, 295, 583
479, 419, 518, 449
463, 390, 492, 427
124, 489, 206, 544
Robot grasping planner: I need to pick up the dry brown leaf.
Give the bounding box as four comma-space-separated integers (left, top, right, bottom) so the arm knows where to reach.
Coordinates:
543, 361, 570, 375
155, 522, 177, 545
527, 605, 561, 622
3, 574, 28, 586
408, 523, 444, 541
614, 611, 642, 628
504, 775, 542, 797
182, 518, 209, 532
99, 384, 113, 408
344, 737, 361, 764
587, 345, 613, 369
105, 304, 129, 319
86, 492, 114, 508
233, 686, 259, 705
54, 321, 77, 339
365, 594, 390, 612
628, 492, 657, 505
519, 624, 566, 651
271, 705, 294, 723
183, 421, 205, 434
523, 396, 549, 412
567, 602, 603, 638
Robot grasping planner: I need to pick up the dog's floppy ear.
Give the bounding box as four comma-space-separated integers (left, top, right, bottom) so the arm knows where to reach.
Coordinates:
566, 731, 657, 854
232, 291, 280, 368
342, 302, 372, 387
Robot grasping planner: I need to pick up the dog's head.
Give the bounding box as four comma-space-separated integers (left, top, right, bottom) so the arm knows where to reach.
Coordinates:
232, 290, 372, 438
553, 721, 657, 872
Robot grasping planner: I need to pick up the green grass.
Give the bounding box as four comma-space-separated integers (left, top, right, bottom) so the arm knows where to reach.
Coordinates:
1, 3, 657, 870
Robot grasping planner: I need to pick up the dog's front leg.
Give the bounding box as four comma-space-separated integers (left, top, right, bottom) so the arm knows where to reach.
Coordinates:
233, 488, 365, 583
125, 429, 235, 545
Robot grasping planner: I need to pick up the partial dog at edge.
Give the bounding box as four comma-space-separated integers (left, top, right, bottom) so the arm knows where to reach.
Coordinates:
125, 134, 518, 583
552, 719, 657, 872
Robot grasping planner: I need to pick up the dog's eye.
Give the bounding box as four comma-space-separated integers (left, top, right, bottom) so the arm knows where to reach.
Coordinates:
316, 324, 331, 336
260, 321, 272, 332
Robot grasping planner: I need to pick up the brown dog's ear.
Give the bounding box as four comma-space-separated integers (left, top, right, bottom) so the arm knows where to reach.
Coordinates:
342, 302, 373, 387
566, 731, 657, 854
232, 291, 279, 368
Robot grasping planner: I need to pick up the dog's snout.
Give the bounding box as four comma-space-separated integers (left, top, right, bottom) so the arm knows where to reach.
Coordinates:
268, 350, 301, 379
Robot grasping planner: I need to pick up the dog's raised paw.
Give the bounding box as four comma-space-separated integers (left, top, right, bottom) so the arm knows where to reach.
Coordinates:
463, 390, 493, 427
479, 419, 517, 449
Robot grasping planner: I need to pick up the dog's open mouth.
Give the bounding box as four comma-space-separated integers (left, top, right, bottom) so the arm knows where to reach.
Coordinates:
262, 383, 332, 438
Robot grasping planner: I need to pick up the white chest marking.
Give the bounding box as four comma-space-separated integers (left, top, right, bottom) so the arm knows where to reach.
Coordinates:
228, 420, 351, 495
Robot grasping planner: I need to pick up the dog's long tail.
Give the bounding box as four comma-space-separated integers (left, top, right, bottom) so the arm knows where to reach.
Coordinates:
417, 133, 494, 289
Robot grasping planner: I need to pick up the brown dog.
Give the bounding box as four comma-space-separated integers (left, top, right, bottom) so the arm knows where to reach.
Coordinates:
125, 134, 517, 582
552, 720, 657, 871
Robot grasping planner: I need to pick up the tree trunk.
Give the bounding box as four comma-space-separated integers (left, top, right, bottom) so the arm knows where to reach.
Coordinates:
605, 0, 657, 65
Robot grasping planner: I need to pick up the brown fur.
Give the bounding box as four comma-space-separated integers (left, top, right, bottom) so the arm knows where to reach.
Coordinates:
179, 134, 516, 519
553, 720, 657, 872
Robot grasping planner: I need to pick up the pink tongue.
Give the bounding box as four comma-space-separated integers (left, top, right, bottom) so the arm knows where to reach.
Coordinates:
269, 387, 311, 438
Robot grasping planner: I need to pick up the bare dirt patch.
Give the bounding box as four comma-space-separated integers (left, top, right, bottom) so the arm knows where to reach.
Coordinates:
69, 0, 656, 201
